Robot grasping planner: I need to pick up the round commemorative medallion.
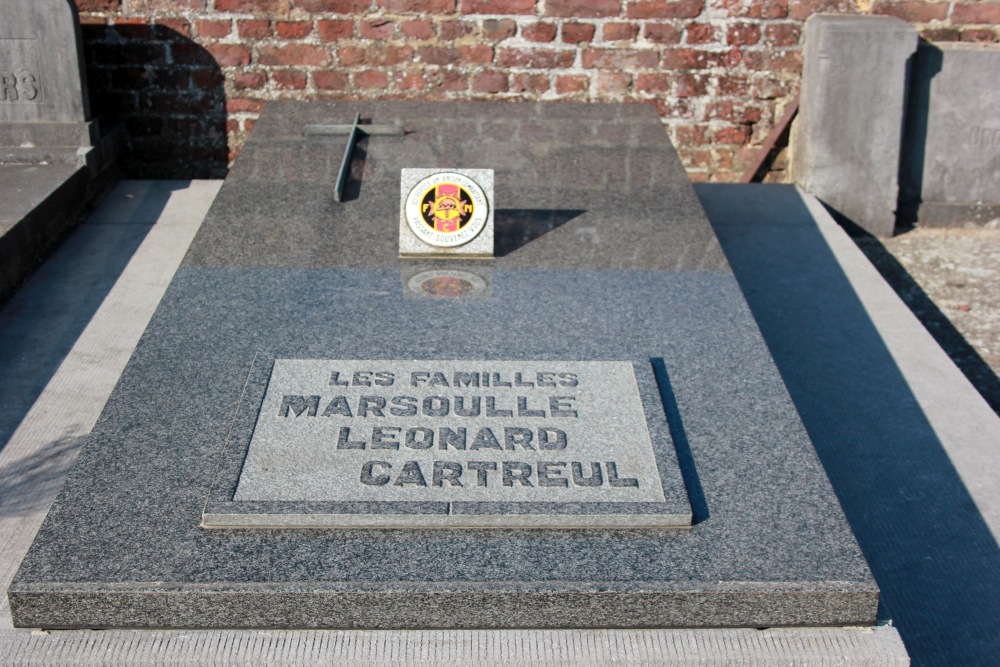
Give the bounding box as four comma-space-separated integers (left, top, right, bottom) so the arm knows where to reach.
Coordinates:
404, 172, 489, 248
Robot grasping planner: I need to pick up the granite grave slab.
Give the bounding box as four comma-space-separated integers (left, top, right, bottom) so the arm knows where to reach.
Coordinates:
8, 101, 878, 630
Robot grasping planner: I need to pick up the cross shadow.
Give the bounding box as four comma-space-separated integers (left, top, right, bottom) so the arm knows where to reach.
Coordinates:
697, 183, 1000, 666
493, 208, 585, 256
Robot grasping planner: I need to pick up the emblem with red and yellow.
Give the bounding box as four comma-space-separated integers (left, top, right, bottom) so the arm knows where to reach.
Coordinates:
401, 170, 492, 255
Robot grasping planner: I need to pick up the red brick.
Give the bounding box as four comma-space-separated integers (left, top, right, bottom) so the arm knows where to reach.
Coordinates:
317, 20, 354, 41
727, 22, 760, 46
227, 97, 267, 113
275, 21, 313, 39
415, 44, 493, 64
473, 71, 509, 92
596, 71, 631, 94
714, 124, 750, 145
206, 43, 251, 67
511, 72, 551, 92
523, 22, 558, 41
272, 70, 307, 89
582, 47, 658, 69
660, 46, 738, 69
232, 70, 267, 89
742, 49, 800, 71
675, 72, 707, 96
953, 3, 1000, 23
359, 20, 395, 39
498, 47, 576, 68
427, 70, 469, 91
139, 0, 205, 8
483, 18, 517, 40
75, 0, 122, 10
379, 0, 456, 11
717, 74, 749, 95
563, 22, 597, 42
627, 0, 704, 19
920, 28, 960, 42
555, 73, 589, 92
603, 22, 638, 40
215, 0, 283, 11
196, 19, 231, 38
462, 0, 535, 14
355, 69, 390, 89
339, 45, 414, 66
156, 18, 192, 37
740, 106, 762, 123
872, 1, 948, 22
258, 44, 332, 67
545, 0, 621, 18
440, 20, 474, 38
238, 19, 272, 39
314, 70, 349, 89
685, 22, 717, 43
710, 0, 787, 18
788, 0, 857, 21
296, 0, 370, 11
396, 70, 427, 90
961, 29, 998, 43
764, 23, 800, 46
703, 99, 733, 119
644, 23, 681, 44
634, 72, 670, 92
675, 123, 708, 145
401, 18, 436, 39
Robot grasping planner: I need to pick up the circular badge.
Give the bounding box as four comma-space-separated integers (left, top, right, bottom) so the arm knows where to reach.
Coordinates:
404, 172, 489, 248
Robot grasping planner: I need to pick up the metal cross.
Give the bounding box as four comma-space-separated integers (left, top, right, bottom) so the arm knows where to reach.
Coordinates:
303, 113, 404, 202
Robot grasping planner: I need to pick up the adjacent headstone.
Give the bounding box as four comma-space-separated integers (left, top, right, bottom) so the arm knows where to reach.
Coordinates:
793, 15, 917, 237
900, 42, 1000, 227
0, 0, 118, 305
0, 0, 95, 150
9, 101, 878, 632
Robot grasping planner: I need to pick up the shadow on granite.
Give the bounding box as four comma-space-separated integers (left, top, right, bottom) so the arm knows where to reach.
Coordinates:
0, 182, 180, 456
698, 183, 1000, 667
494, 209, 585, 257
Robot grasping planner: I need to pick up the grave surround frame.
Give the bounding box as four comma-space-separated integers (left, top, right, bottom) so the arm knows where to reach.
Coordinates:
8, 101, 878, 630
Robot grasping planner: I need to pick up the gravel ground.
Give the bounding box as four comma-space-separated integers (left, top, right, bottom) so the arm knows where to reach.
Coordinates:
855, 227, 1000, 415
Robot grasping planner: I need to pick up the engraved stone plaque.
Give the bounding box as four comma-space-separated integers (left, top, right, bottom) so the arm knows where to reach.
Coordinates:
204, 359, 692, 528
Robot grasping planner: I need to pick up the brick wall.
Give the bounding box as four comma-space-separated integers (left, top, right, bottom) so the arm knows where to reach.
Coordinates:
74, 1, 999, 180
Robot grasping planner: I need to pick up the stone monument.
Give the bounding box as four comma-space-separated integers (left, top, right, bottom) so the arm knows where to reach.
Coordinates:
0, 0, 118, 304
900, 42, 1000, 227
793, 15, 917, 237
9, 101, 878, 632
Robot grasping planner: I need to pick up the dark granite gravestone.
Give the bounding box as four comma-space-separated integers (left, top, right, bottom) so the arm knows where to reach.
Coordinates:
8, 101, 878, 630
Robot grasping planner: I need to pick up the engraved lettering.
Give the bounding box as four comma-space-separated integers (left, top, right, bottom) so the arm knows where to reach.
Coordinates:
549, 396, 578, 418
438, 427, 467, 450
322, 396, 352, 417
433, 461, 463, 487
358, 395, 386, 417
607, 461, 639, 488
537, 461, 568, 487
337, 426, 366, 449
280, 395, 319, 417
572, 461, 603, 486
393, 460, 427, 486
372, 426, 401, 450
404, 427, 434, 449
360, 461, 391, 485
539, 427, 568, 450
504, 427, 535, 451
468, 461, 496, 486
502, 461, 533, 487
